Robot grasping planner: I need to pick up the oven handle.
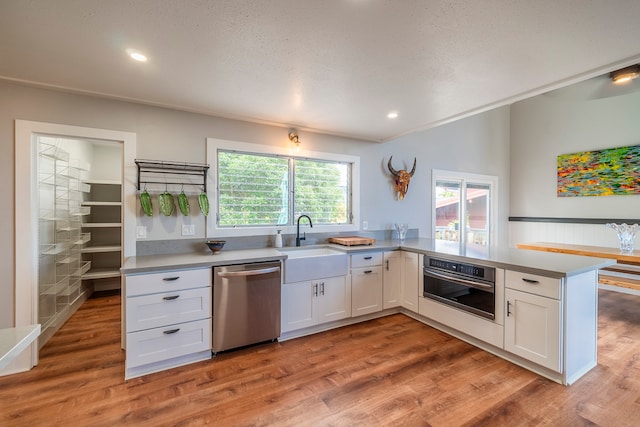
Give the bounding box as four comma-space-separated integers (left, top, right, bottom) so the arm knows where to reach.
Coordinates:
424, 269, 494, 291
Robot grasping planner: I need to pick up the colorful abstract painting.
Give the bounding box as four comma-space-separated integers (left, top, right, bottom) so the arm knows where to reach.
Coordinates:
557, 144, 640, 197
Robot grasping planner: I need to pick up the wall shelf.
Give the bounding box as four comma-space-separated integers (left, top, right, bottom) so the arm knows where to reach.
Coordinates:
82, 268, 121, 280
135, 159, 210, 192
82, 201, 122, 207
80, 178, 123, 292
81, 245, 122, 253
81, 222, 122, 228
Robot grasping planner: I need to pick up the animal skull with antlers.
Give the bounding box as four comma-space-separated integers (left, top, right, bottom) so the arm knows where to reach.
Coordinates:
388, 156, 416, 200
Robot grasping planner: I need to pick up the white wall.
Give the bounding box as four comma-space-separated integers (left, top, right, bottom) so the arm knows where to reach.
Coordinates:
0, 80, 367, 327
368, 106, 511, 245
509, 81, 640, 248
90, 143, 122, 181
2, 80, 510, 327
510, 86, 640, 219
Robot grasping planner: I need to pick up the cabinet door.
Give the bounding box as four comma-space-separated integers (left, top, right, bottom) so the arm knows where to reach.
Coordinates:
383, 251, 402, 309
401, 251, 419, 312
504, 288, 561, 372
351, 267, 383, 316
281, 281, 316, 332
317, 276, 351, 323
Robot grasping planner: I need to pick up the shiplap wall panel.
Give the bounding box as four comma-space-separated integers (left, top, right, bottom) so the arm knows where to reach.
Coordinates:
509, 222, 625, 249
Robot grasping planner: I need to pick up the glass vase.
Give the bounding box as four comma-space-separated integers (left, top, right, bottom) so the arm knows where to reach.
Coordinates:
394, 223, 408, 241
606, 223, 639, 255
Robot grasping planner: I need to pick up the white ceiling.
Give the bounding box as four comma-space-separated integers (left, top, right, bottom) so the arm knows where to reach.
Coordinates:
2, 0, 640, 142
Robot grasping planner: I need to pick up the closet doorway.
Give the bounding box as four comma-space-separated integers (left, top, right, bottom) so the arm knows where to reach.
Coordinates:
14, 121, 137, 373
36, 136, 123, 347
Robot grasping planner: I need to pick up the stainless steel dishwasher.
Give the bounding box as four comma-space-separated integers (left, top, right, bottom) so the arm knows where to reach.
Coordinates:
212, 261, 281, 353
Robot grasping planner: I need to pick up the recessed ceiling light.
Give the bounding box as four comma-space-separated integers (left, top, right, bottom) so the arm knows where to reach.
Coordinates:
126, 49, 148, 62
387, 111, 399, 119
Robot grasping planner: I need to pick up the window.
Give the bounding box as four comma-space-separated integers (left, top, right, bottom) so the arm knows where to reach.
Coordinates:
217, 151, 289, 226
294, 159, 350, 224
432, 169, 497, 256
207, 138, 359, 236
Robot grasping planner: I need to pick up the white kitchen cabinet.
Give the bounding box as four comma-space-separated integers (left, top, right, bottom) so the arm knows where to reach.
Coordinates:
126, 287, 211, 332
351, 252, 383, 316
504, 287, 561, 371
281, 276, 350, 333
318, 276, 351, 323
124, 267, 212, 379
401, 251, 420, 313
383, 251, 402, 309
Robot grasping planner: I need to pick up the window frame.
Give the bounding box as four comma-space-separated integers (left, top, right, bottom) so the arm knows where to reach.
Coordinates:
431, 169, 498, 251
206, 138, 360, 238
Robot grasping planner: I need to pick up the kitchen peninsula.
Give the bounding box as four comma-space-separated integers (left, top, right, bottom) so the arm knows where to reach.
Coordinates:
121, 239, 613, 385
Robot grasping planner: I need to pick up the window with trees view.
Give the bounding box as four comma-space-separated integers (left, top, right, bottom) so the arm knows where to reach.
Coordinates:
217, 150, 352, 227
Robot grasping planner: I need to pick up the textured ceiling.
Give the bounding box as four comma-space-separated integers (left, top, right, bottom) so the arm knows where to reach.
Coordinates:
2, 0, 640, 142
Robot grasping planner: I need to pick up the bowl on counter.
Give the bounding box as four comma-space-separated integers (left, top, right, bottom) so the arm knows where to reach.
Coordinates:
206, 240, 226, 254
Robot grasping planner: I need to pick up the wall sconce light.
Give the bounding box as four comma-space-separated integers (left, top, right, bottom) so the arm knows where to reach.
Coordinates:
289, 130, 301, 151
610, 64, 640, 85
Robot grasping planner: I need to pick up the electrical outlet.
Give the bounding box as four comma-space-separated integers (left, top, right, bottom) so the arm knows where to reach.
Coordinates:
182, 224, 195, 236
136, 226, 147, 239
362, 220, 368, 230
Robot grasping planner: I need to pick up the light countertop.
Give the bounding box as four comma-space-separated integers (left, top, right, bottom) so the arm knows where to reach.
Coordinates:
122, 238, 614, 278
121, 248, 288, 274
400, 238, 615, 278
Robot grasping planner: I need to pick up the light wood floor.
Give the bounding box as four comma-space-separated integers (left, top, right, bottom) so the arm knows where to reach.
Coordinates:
1, 289, 639, 426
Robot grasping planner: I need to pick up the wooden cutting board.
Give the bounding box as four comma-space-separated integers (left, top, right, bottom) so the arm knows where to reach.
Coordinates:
328, 236, 376, 246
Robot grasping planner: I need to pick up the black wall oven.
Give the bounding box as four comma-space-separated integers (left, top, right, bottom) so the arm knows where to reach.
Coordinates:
423, 255, 496, 320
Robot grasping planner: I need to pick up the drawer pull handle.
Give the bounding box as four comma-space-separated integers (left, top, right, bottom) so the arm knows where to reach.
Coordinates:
163, 328, 180, 335
163, 295, 180, 301
364, 270, 373, 274
364, 256, 373, 260
522, 278, 540, 284
163, 277, 180, 282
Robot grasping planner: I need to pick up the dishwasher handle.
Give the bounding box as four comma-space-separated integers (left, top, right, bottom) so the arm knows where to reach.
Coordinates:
217, 266, 280, 278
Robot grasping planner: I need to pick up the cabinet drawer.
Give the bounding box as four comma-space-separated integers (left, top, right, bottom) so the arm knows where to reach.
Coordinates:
126, 287, 211, 333
351, 252, 382, 268
505, 270, 562, 300
126, 268, 211, 296
126, 318, 211, 369
351, 265, 383, 278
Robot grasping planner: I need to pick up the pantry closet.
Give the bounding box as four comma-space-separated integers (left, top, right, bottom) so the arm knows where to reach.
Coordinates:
13, 120, 136, 373
36, 136, 123, 347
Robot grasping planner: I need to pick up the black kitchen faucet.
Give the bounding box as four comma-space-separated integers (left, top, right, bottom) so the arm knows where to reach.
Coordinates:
296, 215, 313, 246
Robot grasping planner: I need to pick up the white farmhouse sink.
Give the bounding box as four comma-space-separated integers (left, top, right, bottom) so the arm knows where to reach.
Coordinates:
279, 246, 348, 283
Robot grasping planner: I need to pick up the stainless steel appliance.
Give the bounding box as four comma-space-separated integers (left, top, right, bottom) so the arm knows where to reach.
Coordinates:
213, 261, 281, 353
423, 255, 496, 320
